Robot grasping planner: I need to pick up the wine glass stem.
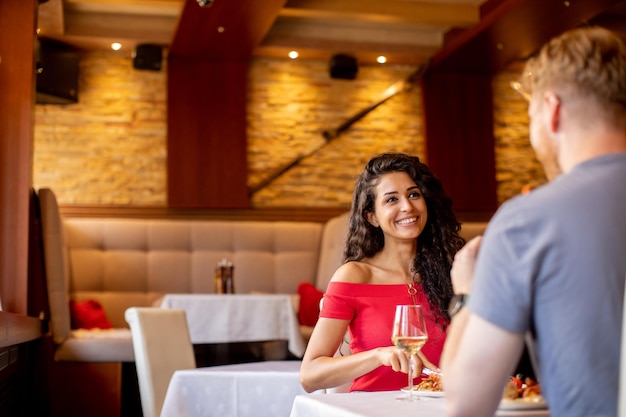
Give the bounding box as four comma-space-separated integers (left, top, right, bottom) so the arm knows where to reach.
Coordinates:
408, 354, 415, 401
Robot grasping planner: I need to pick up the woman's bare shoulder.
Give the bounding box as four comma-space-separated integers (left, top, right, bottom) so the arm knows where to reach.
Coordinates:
330, 261, 372, 284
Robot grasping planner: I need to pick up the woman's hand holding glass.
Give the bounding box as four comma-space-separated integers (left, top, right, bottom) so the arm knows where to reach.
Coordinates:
391, 305, 428, 400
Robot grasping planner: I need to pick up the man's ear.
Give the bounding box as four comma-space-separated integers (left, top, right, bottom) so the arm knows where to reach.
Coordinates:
544, 92, 561, 133
365, 211, 379, 227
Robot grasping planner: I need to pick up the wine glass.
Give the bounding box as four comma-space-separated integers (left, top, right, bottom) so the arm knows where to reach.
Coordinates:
391, 304, 428, 401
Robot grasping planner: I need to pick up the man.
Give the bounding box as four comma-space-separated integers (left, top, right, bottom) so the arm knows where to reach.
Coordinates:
441, 27, 626, 417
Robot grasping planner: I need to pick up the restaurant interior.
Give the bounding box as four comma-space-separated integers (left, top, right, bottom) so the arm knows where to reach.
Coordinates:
2, 0, 626, 416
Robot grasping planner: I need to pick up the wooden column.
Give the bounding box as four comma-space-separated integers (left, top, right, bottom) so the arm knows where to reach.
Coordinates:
166, 0, 287, 208
0, 0, 37, 315
167, 59, 250, 208
419, 0, 623, 217
421, 73, 497, 215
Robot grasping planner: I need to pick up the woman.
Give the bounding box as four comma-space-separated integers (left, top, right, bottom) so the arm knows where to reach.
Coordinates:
300, 153, 464, 392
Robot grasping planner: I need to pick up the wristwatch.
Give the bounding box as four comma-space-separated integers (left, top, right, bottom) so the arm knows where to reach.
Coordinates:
448, 294, 468, 318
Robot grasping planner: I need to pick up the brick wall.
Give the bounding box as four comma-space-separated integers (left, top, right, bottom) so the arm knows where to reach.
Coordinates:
493, 70, 547, 202
34, 52, 167, 204
33, 51, 544, 208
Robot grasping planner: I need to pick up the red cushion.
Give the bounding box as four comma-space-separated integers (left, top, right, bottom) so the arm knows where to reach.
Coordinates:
297, 282, 324, 327
70, 299, 113, 330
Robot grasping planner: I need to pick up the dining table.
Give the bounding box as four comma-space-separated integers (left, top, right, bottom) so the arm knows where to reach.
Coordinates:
158, 293, 306, 358
159, 360, 320, 417
289, 390, 551, 417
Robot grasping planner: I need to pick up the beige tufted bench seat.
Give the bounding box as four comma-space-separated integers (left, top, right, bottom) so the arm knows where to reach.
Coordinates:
39, 188, 354, 363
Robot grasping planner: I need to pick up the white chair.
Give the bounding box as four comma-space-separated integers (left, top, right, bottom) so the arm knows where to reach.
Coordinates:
125, 307, 196, 417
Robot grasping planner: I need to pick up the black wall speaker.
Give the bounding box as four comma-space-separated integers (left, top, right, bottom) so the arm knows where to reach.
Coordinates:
133, 44, 162, 71
329, 54, 358, 80
36, 40, 80, 105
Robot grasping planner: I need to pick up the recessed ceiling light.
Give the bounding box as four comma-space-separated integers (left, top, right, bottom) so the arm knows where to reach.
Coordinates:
376, 56, 387, 64
288, 51, 299, 59
111, 42, 122, 51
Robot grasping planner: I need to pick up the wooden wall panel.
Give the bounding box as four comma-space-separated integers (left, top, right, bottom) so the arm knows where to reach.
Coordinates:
167, 59, 250, 208
421, 72, 497, 214
0, 0, 37, 315
420, 0, 622, 216
58, 205, 347, 223
167, 0, 287, 208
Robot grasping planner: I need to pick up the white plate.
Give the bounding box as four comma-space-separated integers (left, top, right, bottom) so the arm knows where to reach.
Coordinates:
499, 397, 547, 410
400, 388, 445, 398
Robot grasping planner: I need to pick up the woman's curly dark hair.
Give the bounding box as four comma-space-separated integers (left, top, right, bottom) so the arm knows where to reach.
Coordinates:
344, 153, 465, 326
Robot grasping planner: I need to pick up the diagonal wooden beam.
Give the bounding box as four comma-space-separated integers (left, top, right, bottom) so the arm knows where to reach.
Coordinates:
588, 1, 626, 40
249, 62, 430, 195
322, 63, 429, 141
428, 0, 626, 75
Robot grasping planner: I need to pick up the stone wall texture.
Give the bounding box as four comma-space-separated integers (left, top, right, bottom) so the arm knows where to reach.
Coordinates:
34, 52, 167, 204
33, 51, 545, 208
493, 70, 547, 202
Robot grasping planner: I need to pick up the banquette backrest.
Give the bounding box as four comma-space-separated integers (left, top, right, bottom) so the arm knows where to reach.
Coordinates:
62, 218, 324, 328
40, 187, 329, 328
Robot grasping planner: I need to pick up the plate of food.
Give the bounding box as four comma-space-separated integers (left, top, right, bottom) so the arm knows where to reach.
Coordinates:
499, 397, 547, 411
401, 373, 444, 397
499, 375, 547, 410
400, 388, 445, 398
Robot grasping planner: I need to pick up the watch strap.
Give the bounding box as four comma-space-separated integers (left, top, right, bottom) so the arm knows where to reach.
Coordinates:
448, 293, 468, 318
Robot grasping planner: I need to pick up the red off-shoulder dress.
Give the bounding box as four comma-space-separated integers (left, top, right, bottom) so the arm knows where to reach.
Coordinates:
320, 281, 446, 392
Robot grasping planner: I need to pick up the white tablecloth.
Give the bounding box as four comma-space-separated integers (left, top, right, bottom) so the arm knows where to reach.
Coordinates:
290, 391, 551, 417
160, 361, 315, 417
159, 294, 305, 357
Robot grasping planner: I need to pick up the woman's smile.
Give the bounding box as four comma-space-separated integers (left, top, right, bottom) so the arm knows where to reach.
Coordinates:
396, 217, 417, 226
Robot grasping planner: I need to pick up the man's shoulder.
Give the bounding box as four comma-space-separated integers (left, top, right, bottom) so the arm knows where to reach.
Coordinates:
489, 189, 554, 228
481, 187, 565, 249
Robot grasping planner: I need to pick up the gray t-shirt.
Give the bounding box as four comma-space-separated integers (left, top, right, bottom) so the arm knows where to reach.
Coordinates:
469, 153, 626, 417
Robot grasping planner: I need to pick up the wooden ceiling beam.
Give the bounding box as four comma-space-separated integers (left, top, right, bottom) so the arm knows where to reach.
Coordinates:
65, 0, 183, 16
428, 0, 626, 75
169, 0, 288, 60
588, 1, 626, 39
64, 10, 177, 43
265, 17, 443, 48
37, 0, 65, 37
281, 0, 480, 27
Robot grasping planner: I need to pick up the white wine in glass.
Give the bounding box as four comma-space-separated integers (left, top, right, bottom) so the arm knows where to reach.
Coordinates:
391, 304, 428, 400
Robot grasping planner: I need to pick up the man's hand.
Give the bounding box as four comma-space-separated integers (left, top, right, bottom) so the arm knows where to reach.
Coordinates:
450, 236, 482, 295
